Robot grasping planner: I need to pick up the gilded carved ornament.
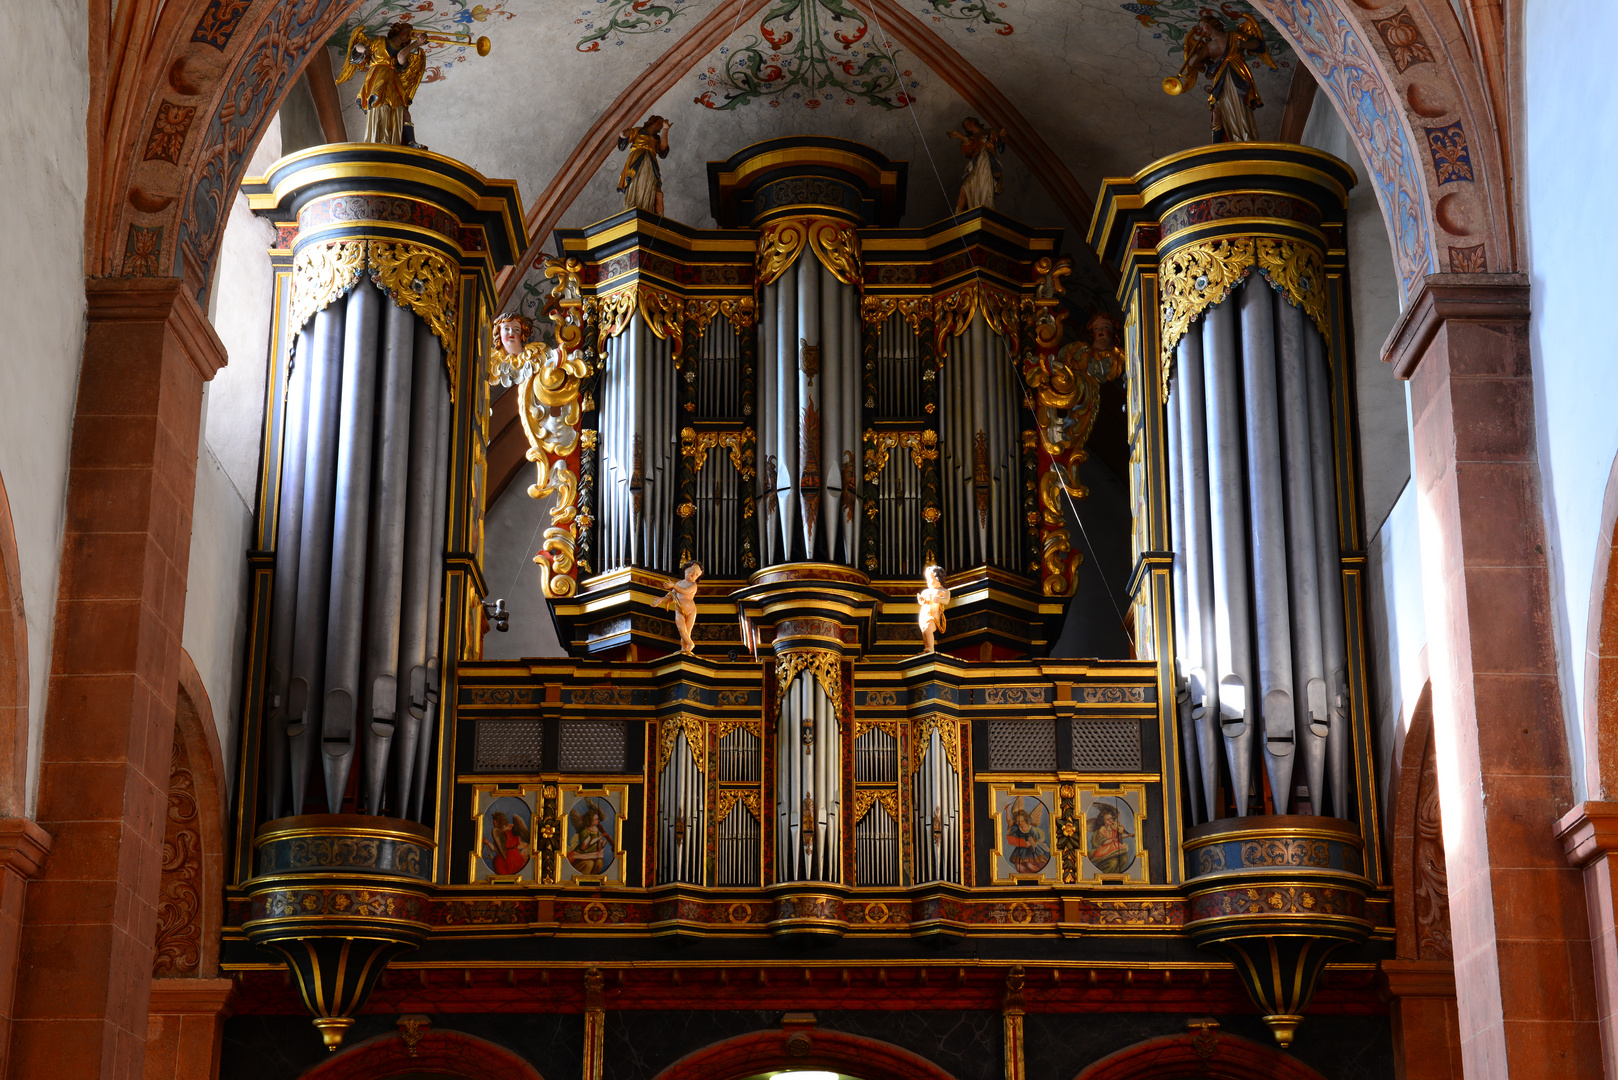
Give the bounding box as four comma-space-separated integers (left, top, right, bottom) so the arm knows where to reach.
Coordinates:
716, 788, 762, 824
756, 217, 862, 288
860, 295, 931, 334
933, 281, 1023, 356
681, 428, 758, 484
853, 788, 900, 824
508, 258, 592, 599
291, 237, 460, 359
862, 428, 939, 486
775, 649, 843, 716
910, 715, 960, 776
593, 283, 687, 355
1158, 236, 1332, 397
688, 297, 758, 336
657, 715, 707, 776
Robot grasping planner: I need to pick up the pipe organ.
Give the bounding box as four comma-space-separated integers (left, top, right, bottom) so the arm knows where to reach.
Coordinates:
228, 139, 1390, 1053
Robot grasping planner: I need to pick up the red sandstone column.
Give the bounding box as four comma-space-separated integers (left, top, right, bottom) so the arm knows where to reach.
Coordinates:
1557, 802, 1618, 1077
1380, 960, 1463, 1079
8, 278, 224, 1080
142, 980, 235, 1080
0, 820, 49, 1078
1387, 273, 1602, 1077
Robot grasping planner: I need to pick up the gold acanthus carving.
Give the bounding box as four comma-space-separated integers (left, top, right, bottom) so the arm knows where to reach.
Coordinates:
862, 429, 939, 485
911, 715, 960, 777
860, 296, 931, 334
681, 427, 758, 483
775, 649, 843, 717
853, 789, 900, 824
854, 718, 898, 740
688, 297, 757, 336
593, 283, 686, 355
1158, 236, 1331, 395
756, 217, 862, 287
291, 237, 460, 360
713, 719, 762, 743
657, 715, 707, 777
517, 258, 591, 599
933, 281, 1023, 356
716, 788, 762, 824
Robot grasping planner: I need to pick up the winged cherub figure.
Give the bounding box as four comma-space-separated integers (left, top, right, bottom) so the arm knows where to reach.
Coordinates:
336, 21, 429, 146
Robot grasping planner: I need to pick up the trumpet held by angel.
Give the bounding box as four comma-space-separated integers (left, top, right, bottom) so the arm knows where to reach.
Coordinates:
1161, 11, 1277, 143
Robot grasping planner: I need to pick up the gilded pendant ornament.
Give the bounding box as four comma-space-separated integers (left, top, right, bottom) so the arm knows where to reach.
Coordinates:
910, 715, 960, 776
776, 649, 843, 715
657, 715, 707, 776
510, 258, 592, 599
860, 295, 931, 334
933, 281, 1023, 356
593, 283, 687, 354
756, 217, 862, 287
688, 296, 757, 336
853, 789, 900, 824
1158, 235, 1331, 394
290, 237, 460, 358
681, 428, 758, 484
716, 788, 762, 825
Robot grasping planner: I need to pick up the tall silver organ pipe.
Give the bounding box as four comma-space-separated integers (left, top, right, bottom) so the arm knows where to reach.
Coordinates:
912, 725, 960, 884
598, 313, 678, 571
940, 314, 1020, 573
855, 800, 899, 887
657, 728, 706, 885
758, 255, 861, 565
1167, 278, 1348, 817
268, 281, 451, 819
874, 313, 922, 418
695, 316, 743, 419
775, 665, 841, 882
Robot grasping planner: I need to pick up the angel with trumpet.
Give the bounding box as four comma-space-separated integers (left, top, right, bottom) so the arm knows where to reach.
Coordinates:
1161, 11, 1276, 143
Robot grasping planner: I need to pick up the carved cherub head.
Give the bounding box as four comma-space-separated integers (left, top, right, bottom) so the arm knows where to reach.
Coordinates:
924, 564, 945, 590
681, 560, 704, 583
1085, 312, 1121, 351
494, 311, 534, 358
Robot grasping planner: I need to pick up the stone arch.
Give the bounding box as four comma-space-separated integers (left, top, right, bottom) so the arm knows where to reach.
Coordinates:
649, 1026, 961, 1080
154, 650, 227, 978
0, 470, 26, 817
1073, 1030, 1330, 1080
1390, 681, 1453, 961
1582, 448, 1618, 799
298, 1028, 547, 1080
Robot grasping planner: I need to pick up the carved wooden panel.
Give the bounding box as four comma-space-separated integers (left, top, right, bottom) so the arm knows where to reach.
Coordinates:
153, 729, 203, 976
1413, 730, 1453, 960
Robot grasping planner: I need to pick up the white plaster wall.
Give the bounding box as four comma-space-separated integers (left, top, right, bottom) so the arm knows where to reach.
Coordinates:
0, 1, 89, 814
184, 119, 284, 786
1365, 479, 1428, 840
1524, 0, 1618, 798
1301, 98, 1407, 534
480, 482, 565, 661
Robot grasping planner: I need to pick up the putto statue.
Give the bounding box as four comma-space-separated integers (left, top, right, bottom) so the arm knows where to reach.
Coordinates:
916, 565, 951, 654
656, 560, 704, 654
1161, 12, 1277, 142
488, 311, 546, 388
337, 23, 429, 146
615, 115, 673, 215
948, 116, 1008, 212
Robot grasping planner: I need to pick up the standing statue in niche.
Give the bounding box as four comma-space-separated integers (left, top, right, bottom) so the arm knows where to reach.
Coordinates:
337, 22, 429, 146
948, 116, 1008, 212
1161, 12, 1276, 142
916, 565, 951, 654
656, 560, 703, 654
615, 115, 673, 215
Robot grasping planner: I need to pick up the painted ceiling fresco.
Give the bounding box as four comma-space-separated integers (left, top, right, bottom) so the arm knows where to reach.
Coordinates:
337, 0, 1301, 315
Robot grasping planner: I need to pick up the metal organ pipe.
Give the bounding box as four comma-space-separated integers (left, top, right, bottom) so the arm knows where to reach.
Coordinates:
409, 373, 452, 822
1200, 300, 1255, 815
1175, 332, 1221, 820
775, 270, 799, 560
913, 726, 959, 884
1165, 377, 1202, 824
819, 260, 842, 563
287, 298, 347, 815
798, 254, 821, 556
360, 300, 417, 814
1276, 299, 1328, 811
1304, 325, 1350, 815
265, 338, 312, 819
321, 281, 383, 811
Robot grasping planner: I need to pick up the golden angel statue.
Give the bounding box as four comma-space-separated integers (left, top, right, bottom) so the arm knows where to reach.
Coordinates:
336, 22, 429, 146
615, 115, 673, 215
948, 116, 1008, 212
655, 560, 704, 654
1162, 12, 1277, 143
917, 565, 951, 654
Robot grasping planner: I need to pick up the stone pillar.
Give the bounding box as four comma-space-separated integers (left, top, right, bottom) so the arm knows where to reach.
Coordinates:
1558, 801, 1618, 1078
1387, 273, 1601, 1077
1381, 960, 1463, 1079
9, 278, 224, 1080
0, 819, 49, 1078
142, 979, 236, 1080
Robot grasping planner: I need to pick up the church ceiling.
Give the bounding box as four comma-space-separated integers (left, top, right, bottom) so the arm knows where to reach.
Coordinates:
337, 0, 1299, 317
